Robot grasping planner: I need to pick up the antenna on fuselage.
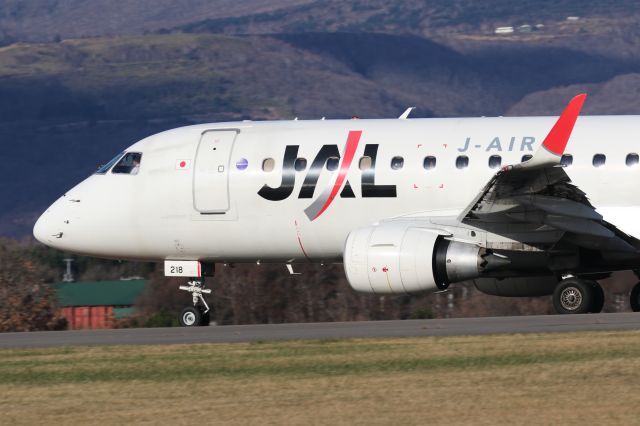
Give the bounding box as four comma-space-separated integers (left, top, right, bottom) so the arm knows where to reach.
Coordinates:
399, 107, 415, 119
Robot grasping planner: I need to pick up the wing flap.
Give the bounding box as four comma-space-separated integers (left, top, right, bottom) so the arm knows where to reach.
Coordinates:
544, 215, 614, 238
459, 93, 640, 254
512, 195, 602, 220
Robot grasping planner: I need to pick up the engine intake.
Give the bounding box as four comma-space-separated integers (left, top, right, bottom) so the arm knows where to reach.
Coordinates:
343, 223, 486, 294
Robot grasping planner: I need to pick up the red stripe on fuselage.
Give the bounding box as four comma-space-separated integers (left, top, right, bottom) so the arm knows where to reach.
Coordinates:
312, 130, 362, 221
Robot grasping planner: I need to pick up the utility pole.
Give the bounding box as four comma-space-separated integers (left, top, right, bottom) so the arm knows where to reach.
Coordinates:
62, 258, 75, 282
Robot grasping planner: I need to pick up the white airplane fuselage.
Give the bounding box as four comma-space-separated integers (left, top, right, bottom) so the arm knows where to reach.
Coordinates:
34, 115, 640, 265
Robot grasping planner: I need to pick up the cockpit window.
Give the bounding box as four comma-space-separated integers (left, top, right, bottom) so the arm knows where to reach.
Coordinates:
112, 152, 142, 175
96, 152, 124, 174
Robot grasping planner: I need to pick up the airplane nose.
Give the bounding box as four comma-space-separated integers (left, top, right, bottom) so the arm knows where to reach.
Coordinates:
33, 208, 64, 246
33, 210, 52, 245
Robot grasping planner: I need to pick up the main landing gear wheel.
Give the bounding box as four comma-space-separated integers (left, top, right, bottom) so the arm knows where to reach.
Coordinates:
630, 282, 640, 312
553, 278, 593, 315
588, 280, 605, 313
178, 279, 212, 327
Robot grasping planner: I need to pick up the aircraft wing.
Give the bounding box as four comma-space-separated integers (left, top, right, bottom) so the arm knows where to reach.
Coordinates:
458, 94, 640, 253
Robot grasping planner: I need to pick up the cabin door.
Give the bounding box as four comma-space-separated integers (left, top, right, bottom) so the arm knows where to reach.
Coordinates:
193, 130, 238, 213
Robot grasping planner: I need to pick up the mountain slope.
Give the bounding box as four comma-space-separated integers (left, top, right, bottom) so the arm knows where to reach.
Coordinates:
181, 0, 640, 61
2, 32, 636, 124
507, 73, 640, 116
182, 0, 638, 35
0, 0, 313, 42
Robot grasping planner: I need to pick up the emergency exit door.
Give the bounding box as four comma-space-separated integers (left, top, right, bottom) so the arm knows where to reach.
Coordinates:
193, 130, 238, 213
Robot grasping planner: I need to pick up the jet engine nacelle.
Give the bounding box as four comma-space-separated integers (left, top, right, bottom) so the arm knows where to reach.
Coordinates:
343, 223, 484, 294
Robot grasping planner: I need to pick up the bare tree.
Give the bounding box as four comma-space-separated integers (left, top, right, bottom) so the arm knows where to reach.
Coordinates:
0, 241, 67, 332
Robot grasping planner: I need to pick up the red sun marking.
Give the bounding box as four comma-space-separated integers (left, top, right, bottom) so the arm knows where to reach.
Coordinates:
180, 161, 186, 168
382, 267, 389, 273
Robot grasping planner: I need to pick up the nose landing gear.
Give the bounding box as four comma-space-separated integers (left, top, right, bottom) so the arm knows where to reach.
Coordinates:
178, 279, 212, 327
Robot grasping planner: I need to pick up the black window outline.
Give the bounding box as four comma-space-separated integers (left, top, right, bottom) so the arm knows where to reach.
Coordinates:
294, 158, 307, 172
111, 152, 142, 175
359, 156, 372, 170
592, 153, 606, 168
390, 156, 404, 170
423, 156, 437, 171
262, 158, 275, 172
626, 153, 639, 167
521, 154, 533, 163
326, 157, 339, 171
560, 154, 573, 167
488, 155, 502, 169
456, 155, 469, 169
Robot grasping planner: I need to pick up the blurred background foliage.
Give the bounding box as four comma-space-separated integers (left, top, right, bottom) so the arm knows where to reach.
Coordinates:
2, 238, 637, 330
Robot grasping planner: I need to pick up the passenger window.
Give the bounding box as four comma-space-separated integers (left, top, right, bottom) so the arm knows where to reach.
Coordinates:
112, 152, 142, 175
456, 156, 469, 169
423, 156, 436, 170
359, 156, 372, 170
326, 157, 339, 171
560, 154, 573, 167
521, 154, 533, 162
592, 154, 606, 168
626, 153, 639, 167
262, 158, 275, 172
488, 155, 502, 169
391, 156, 404, 170
96, 152, 124, 174
294, 158, 307, 171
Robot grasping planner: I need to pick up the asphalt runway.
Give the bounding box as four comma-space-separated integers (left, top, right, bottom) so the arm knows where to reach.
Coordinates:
1, 312, 639, 349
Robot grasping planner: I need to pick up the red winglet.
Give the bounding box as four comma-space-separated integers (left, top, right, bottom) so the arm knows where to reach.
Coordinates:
542, 93, 587, 155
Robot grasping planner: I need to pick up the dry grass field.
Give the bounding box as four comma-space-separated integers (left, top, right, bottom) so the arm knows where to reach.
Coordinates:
1, 331, 640, 425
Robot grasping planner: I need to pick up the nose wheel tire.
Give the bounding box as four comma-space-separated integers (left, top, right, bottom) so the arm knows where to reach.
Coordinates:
553, 278, 593, 314
631, 282, 640, 312
179, 307, 202, 327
